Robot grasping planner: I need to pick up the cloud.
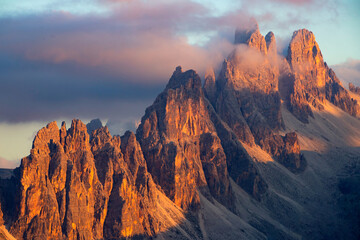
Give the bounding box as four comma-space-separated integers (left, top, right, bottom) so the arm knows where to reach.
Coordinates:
271, 0, 314, 5
0, 156, 19, 169
0, 1, 238, 83
0, 0, 349, 124
0, 3, 243, 83
106, 117, 140, 136
332, 59, 360, 88
246, 0, 325, 6
0, 1, 248, 123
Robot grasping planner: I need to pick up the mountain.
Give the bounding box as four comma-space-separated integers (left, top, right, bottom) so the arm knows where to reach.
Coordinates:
86, 119, 103, 136
0, 23, 360, 240
283, 29, 359, 123
349, 83, 360, 95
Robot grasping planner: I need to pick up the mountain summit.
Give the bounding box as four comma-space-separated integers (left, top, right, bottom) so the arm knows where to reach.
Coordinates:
283, 29, 359, 122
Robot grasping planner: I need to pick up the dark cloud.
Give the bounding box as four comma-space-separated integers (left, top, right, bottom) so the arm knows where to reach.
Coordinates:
0, 0, 342, 124
0, 53, 163, 122
0, 1, 245, 123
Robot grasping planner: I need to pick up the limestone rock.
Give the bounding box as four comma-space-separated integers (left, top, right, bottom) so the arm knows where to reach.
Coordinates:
90, 125, 162, 238
265, 31, 276, 56
235, 20, 267, 54
278, 132, 306, 173
213, 27, 304, 175
284, 29, 326, 122
349, 83, 360, 95
104, 131, 162, 238
326, 70, 359, 117
7, 120, 192, 239
285, 29, 359, 122
206, 102, 268, 200
86, 118, 103, 136
199, 132, 232, 205
203, 67, 217, 106
287, 29, 326, 90
9, 120, 105, 240
2, 24, 359, 240
137, 66, 232, 209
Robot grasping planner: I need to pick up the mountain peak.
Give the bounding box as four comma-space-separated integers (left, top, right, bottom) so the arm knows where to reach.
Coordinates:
86, 118, 103, 136
234, 18, 259, 44
283, 28, 359, 123
32, 121, 60, 154
291, 28, 314, 41
265, 31, 276, 55
287, 29, 323, 68
64, 119, 90, 152
166, 66, 201, 90
175, 65, 182, 73
286, 28, 325, 88
234, 19, 267, 54
203, 67, 217, 106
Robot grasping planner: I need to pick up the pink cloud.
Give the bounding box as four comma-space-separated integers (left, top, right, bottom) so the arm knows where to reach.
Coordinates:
0, 0, 337, 86
0, 2, 241, 84
272, 0, 314, 4
0, 156, 19, 169
20, 30, 232, 83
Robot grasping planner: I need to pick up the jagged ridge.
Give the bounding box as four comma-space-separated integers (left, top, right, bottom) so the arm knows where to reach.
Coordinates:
0, 22, 359, 240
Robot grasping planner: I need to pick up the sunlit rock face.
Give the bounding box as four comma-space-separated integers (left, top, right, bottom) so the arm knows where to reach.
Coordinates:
287, 29, 327, 90
7, 120, 189, 239
214, 23, 305, 175
10, 120, 102, 240
285, 29, 359, 123
235, 21, 268, 55
136, 66, 232, 210
102, 130, 162, 238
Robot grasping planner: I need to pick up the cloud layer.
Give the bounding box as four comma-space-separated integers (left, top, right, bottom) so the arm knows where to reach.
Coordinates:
0, 0, 351, 124
0, 156, 20, 169
333, 59, 360, 88
0, 0, 359, 168
0, 1, 244, 123
0, 0, 358, 125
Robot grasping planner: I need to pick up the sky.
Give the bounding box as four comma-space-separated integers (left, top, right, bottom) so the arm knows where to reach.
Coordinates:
0, 0, 360, 168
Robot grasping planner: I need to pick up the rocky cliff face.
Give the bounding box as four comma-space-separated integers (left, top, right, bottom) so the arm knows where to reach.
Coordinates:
9, 120, 102, 240
349, 83, 360, 95
136, 66, 232, 209
86, 119, 103, 136
284, 29, 359, 122
235, 22, 268, 55
203, 67, 217, 106
4, 120, 195, 239
326, 69, 360, 117
213, 23, 305, 174
265, 31, 277, 56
